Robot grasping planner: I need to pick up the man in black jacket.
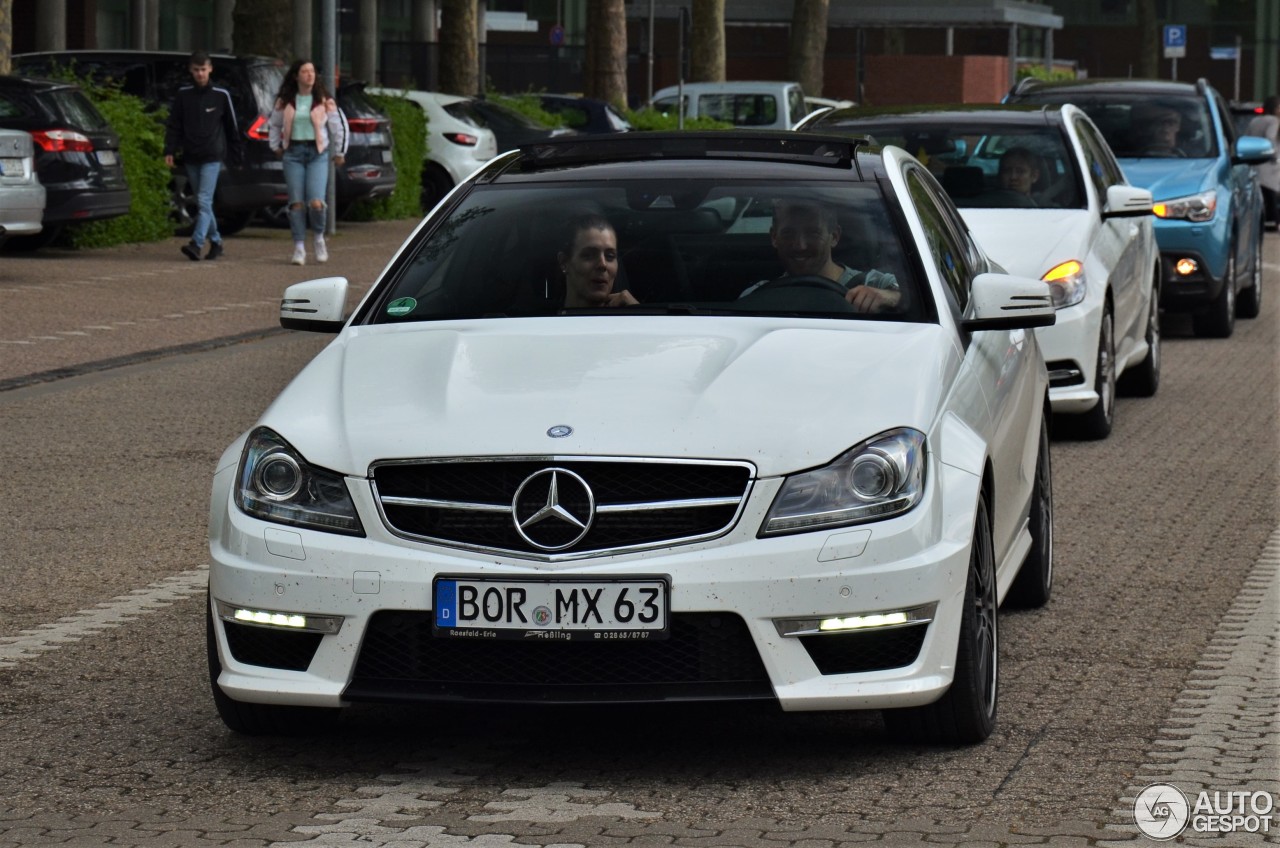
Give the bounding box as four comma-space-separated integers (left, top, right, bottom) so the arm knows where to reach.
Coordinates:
164, 50, 244, 261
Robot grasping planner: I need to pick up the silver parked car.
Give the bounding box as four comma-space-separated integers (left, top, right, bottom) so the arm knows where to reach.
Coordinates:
0, 128, 45, 248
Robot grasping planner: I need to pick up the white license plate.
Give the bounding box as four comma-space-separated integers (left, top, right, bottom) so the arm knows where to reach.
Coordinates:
433, 576, 669, 641
97, 150, 118, 165
0, 158, 21, 177
381, 149, 393, 164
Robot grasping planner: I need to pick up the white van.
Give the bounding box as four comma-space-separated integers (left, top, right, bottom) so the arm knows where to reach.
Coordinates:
649, 81, 808, 130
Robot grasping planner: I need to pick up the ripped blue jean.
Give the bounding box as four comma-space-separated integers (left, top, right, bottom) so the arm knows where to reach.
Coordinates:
282, 143, 329, 242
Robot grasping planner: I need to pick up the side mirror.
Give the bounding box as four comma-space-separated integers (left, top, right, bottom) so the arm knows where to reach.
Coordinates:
280, 276, 349, 333
961, 272, 1056, 331
1234, 135, 1276, 166
1102, 184, 1154, 219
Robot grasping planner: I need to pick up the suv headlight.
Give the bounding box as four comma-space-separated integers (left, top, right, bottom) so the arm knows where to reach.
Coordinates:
234, 427, 365, 536
1153, 190, 1217, 222
761, 429, 926, 536
1043, 259, 1086, 308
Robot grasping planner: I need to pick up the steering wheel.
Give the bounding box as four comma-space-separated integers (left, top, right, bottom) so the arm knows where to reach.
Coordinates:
757, 275, 850, 297
1141, 146, 1186, 158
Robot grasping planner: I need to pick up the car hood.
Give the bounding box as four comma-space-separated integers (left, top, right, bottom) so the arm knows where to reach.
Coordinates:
1116, 157, 1219, 200
961, 208, 1090, 279
258, 319, 957, 478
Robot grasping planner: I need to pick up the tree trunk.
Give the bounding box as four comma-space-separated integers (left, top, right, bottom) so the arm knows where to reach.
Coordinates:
1135, 0, 1159, 79
439, 0, 479, 96
690, 0, 724, 83
0, 0, 11, 76
788, 0, 829, 98
232, 0, 292, 61
584, 0, 627, 111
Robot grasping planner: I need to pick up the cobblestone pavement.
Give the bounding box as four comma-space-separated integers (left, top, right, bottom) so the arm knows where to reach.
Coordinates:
0, 221, 1275, 847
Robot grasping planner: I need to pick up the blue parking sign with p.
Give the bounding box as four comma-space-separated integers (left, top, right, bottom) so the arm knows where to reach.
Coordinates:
1163, 25, 1187, 58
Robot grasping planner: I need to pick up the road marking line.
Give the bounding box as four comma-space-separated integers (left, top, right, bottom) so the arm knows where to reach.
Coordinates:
274, 765, 654, 847
0, 340, 33, 345
1104, 525, 1280, 841
0, 568, 207, 668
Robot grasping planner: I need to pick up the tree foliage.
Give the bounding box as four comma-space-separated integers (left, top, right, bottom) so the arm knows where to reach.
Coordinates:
0, 0, 12, 75
232, 0, 292, 60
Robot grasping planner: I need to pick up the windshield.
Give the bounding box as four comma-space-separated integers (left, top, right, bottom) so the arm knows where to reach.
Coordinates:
819, 121, 1085, 209
1018, 92, 1217, 159
368, 181, 927, 324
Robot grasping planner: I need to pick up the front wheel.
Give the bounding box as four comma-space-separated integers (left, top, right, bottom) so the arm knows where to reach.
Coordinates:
1072, 303, 1115, 439
206, 592, 341, 736
883, 495, 998, 745
1193, 246, 1236, 338
1118, 277, 1160, 398
1006, 417, 1053, 608
1236, 225, 1263, 319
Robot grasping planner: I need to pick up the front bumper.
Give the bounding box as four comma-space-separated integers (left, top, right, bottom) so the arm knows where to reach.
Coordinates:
208, 456, 980, 714
1153, 218, 1228, 311
1036, 297, 1103, 415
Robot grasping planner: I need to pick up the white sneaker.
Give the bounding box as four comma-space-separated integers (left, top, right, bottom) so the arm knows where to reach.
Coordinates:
314, 234, 328, 263
291, 243, 306, 266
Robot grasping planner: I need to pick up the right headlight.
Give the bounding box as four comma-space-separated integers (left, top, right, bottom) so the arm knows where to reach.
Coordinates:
234, 427, 365, 536
760, 428, 926, 536
1153, 189, 1217, 222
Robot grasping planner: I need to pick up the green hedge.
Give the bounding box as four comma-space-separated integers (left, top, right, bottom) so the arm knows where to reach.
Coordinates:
346, 91, 428, 220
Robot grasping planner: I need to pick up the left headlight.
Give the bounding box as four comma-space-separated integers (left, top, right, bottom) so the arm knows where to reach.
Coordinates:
234, 427, 365, 536
1153, 189, 1217, 222
760, 428, 926, 536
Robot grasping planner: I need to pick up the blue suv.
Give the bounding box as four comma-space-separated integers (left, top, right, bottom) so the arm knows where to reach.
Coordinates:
1007, 78, 1274, 337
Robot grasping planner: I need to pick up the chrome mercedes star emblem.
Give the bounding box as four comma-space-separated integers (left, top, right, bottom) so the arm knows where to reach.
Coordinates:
512, 468, 595, 551
547, 425, 573, 438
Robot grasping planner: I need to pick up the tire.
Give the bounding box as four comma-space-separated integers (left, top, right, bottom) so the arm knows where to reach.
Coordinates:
1, 225, 63, 251
1118, 276, 1161, 398
217, 208, 255, 237
883, 495, 998, 745
1073, 303, 1115, 439
206, 592, 342, 736
1193, 244, 1237, 338
421, 165, 453, 213
1006, 417, 1053, 609
1236, 224, 1263, 319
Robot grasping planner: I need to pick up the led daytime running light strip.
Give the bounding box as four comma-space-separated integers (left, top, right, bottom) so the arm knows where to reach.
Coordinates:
774, 603, 936, 637
215, 600, 343, 634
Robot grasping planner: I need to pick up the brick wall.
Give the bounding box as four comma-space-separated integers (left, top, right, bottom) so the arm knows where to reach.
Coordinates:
863, 55, 1011, 106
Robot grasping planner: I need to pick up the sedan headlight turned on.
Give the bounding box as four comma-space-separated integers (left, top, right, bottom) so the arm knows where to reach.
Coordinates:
207, 131, 1055, 745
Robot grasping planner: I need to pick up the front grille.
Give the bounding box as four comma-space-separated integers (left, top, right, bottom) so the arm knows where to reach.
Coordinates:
223, 620, 323, 671
371, 458, 753, 557
799, 625, 928, 674
344, 610, 774, 704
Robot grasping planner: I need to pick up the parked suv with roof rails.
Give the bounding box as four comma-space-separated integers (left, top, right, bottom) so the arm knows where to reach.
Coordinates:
13, 50, 288, 236
1006, 77, 1274, 337
0, 74, 130, 250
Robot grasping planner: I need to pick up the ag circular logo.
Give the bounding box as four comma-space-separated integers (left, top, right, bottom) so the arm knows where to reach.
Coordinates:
1133, 783, 1190, 840
512, 468, 595, 551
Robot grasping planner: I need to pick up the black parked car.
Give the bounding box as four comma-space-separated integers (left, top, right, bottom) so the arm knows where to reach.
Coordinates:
13, 50, 289, 236
334, 81, 397, 214
538, 94, 632, 134
468, 97, 577, 152
0, 75, 131, 250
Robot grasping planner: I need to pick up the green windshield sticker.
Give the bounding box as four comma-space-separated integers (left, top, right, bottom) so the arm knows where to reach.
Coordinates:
386, 297, 417, 317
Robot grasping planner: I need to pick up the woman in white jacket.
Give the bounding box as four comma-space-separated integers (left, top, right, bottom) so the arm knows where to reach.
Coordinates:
268, 60, 349, 265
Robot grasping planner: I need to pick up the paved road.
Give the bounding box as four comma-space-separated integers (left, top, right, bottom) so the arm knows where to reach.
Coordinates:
0, 224, 1275, 847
